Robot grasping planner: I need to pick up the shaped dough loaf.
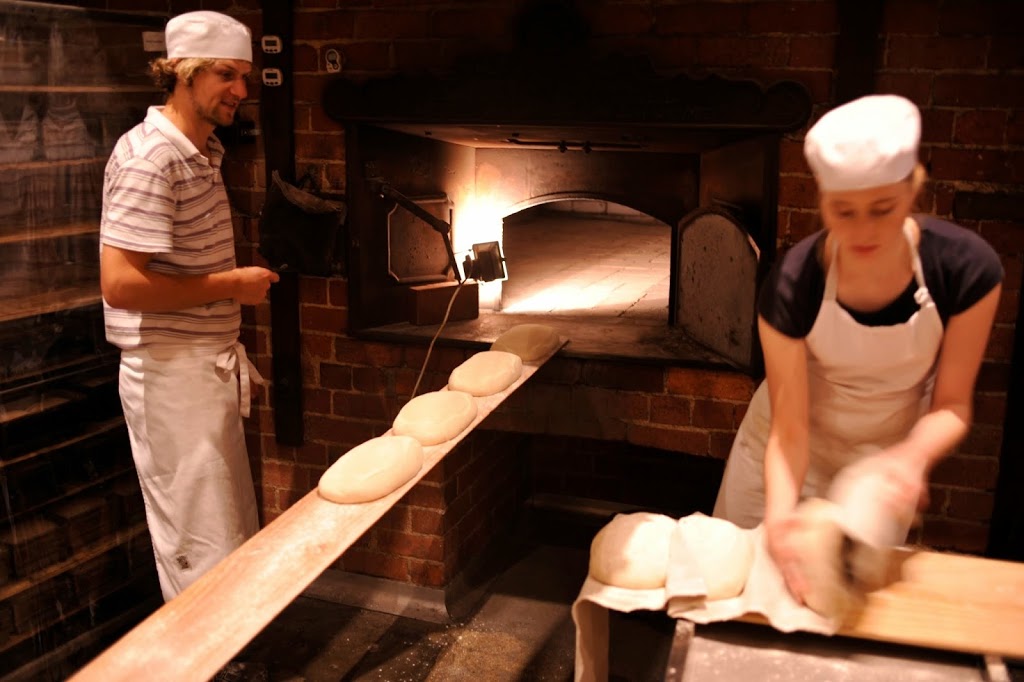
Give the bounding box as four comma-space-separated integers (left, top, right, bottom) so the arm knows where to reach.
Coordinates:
677, 513, 755, 600
392, 390, 478, 445
490, 324, 560, 362
448, 350, 523, 396
589, 512, 677, 589
318, 435, 424, 504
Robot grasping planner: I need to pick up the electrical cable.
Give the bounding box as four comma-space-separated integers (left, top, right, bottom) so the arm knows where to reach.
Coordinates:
410, 278, 466, 399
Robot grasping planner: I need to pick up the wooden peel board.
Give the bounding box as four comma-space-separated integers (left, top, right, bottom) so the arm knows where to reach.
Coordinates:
738, 547, 1024, 660
69, 342, 566, 682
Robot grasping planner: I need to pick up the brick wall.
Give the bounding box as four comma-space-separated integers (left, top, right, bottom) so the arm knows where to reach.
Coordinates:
213, 0, 1024, 580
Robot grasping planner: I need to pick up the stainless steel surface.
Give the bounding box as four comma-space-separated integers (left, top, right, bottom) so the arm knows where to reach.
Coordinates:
678, 621, 985, 681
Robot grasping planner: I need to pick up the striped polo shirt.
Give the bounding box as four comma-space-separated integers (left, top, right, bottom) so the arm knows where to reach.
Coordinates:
101, 106, 240, 350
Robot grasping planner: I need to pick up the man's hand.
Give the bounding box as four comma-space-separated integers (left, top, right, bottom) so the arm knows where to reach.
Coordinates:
233, 267, 280, 305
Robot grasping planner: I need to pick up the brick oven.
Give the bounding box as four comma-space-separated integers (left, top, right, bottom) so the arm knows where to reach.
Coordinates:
238, 0, 1022, 615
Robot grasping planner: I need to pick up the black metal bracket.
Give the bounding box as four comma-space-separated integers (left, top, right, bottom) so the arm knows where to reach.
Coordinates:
373, 181, 462, 282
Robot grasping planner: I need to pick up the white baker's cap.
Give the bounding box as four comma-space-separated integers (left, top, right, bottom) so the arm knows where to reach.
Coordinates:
165, 11, 253, 62
803, 94, 921, 192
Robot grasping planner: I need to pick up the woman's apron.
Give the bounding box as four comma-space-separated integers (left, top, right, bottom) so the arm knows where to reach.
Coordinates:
118, 341, 261, 601
714, 221, 944, 528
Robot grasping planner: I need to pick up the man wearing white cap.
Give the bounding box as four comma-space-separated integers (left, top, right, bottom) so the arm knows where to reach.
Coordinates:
713, 95, 1003, 601
99, 11, 278, 602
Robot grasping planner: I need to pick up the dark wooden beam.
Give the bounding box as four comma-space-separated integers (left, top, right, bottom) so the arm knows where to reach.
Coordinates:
834, 0, 885, 104
259, 0, 303, 446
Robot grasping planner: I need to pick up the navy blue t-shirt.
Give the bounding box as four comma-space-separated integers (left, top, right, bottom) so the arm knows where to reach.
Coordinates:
759, 215, 1004, 338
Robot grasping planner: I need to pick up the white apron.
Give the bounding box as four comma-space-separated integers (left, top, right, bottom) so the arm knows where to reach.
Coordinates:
119, 341, 262, 601
714, 221, 944, 528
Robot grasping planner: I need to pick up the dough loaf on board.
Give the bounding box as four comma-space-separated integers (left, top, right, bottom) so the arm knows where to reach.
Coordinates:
677, 513, 754, 600
448, 350, 523, 396
490, 324, 560, 362
318, 435, 424, 504
392, 390, 478, 445
589, 512, 677, 589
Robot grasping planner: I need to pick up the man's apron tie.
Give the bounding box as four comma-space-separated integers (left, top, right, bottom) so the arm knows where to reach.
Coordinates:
216, 342, 264, 418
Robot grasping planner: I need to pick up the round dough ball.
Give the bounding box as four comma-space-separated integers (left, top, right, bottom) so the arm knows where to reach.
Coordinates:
392, 390, 478, 445
448, 350, 524, 396
678, 513, 755, 600
589, 512, 677, 589
490, 324, 560, 362
318, 435, 424, 504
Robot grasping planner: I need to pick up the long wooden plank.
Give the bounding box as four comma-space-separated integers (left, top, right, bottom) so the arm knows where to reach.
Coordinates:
69, 343, 565, 682
738, 548, 1024, 659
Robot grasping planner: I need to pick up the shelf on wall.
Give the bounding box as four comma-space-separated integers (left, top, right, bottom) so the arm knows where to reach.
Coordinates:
0, 156, 107, 172
0, 414, 125, 469
0, 284, 102, 324
0, 221, 99, 245
0, 84, 159, 94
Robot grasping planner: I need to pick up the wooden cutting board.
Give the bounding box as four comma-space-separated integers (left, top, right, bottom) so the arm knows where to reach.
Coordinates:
740, 548, 1024, 660
69, 341, 567, 682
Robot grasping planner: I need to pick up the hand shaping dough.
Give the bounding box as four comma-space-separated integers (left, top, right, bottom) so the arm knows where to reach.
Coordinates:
677, 513, 754, 600
490, 324, 561, 362
318, 435, 424, 504
589, 512, 677, 589
392, 390, 478, 445
790, 498, 890, 622
448, 350, 523, 396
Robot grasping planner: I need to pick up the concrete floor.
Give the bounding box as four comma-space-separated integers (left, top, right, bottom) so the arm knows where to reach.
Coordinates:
234, 542, 592, 681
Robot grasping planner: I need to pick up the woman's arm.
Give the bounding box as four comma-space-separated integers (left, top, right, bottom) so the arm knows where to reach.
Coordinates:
758, 315, 816, 601
101, 245, 279, 311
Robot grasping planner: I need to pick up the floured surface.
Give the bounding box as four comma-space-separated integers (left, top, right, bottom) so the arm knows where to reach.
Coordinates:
69, 341, 568, 682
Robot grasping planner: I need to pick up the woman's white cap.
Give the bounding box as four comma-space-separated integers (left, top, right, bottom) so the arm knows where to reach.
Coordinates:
803, 94, 921, 192
165, 11, 253, 62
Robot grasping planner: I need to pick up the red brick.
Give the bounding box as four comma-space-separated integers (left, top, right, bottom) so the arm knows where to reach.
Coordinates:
747, 2, 837, 34
784, 210, 822, 244
627, 424, 710, 455
296, 131, 346, 161
334, 41, 392, 72
292, 43, 319, 73
320, 363, 352, 390
354, 9, 428, 39
953, 110, 1008, 147
973, 393, 1007, 426
587, 4, 653, 36
666, 368, 755, 401
302, 333, 335, 362
402, 482, 449, 510
375, 505, 411, 531
882, 0, 940, 34
332, 391, 391, 422
947, 490, 996, 523
328, 279, 348, 307
655, 5, 746, 35
411, 507, 445, 535
292, 442, 329, 467
696, 37, 790, 68
650, 394, 692, 426
934, 74, 1024, 108
979, 221, 1024, 254
987, 324, 1014, 362
394, 41, 446, 72
919, 108, 955, 146
335, 338, 405, 367
294, 10, 355, 41
930, 148, 1021, 184
533, 358, 582, 385
341, 548, 409, 582
405, 345, 467, 374
644, 36, 698, 68
788, 36, 835, 68
779, 139, 809, 174
937, 2, 1024, 36
352, 366, 388, 393
930, 455, 999, 489
292, 74, 326, 105
886, 36, 988, 70
990, 35, 1024, 70
710, 431, 736, 459
305, 416, 377, 445
691, 400, 737, 430
975, 362, 1012, 394
875, 73, 933, 106
996, 289, 1018, 325
298, 276, 328, 305
261, 460, 302, 490
407, 559, 446, 587
432, 7, 513, 39
919, 518, 988, 554
579, 362, 664, 393
777, 175, 819, 209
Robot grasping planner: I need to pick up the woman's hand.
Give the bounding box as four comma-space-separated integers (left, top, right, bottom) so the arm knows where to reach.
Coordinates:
765, 512, 811, 604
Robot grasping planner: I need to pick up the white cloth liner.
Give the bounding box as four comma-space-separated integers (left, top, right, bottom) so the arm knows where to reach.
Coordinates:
572, 514, 838, 682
